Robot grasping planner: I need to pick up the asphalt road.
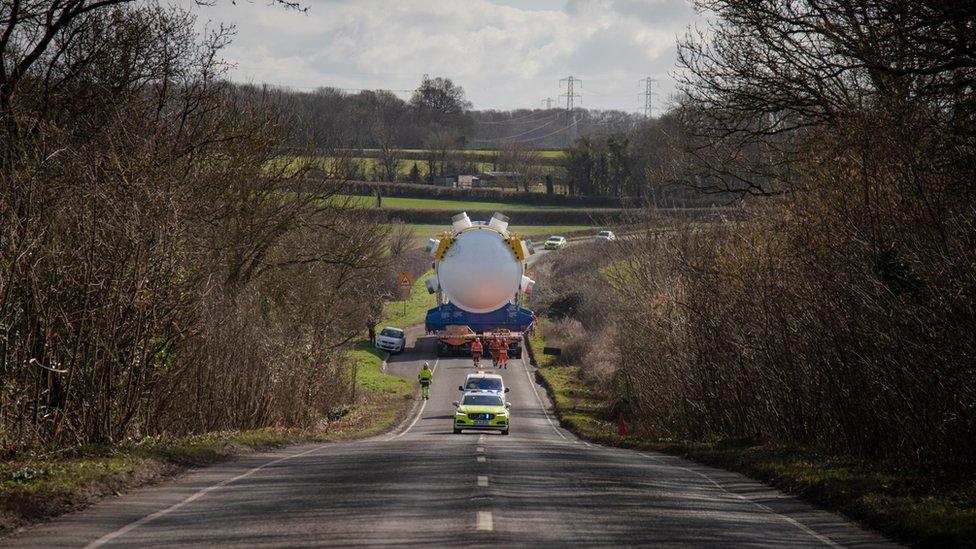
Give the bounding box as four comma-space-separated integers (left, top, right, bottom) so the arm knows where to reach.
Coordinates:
4, 330, 895, 548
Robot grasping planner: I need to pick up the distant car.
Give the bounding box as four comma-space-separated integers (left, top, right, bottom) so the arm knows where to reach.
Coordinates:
453, 391, 511, 435
459, 371, 510, 395
374, 327, 405, 354
544, 236, 567, 250
595, 230, 617, 241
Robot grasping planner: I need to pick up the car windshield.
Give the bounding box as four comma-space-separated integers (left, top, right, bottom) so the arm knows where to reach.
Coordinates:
379, 328, 403, 337
598, 231, 612, 237
462, 394, 504, 407
547, 237, 562, 242
465, 378, 502, 391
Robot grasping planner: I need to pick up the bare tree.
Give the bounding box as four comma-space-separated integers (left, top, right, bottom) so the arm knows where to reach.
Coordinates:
0, 1, 390, 450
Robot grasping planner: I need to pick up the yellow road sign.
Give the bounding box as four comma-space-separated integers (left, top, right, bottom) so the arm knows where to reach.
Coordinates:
397, 272, 415, 301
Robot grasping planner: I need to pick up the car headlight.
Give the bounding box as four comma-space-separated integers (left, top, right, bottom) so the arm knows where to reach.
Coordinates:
496, 410, 508, 417
454, 410, 467, 417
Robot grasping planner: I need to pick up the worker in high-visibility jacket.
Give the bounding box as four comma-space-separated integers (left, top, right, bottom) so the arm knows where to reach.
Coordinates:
497, 344, 509, 369
470, 338, 484, 367
418, 362, 433, 400
488, 337, 501, 368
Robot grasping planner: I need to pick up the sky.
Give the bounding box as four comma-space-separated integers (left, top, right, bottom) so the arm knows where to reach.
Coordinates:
185, 0, 702, 113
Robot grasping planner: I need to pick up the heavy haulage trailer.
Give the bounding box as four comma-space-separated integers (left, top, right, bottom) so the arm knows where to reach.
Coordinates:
424, 212, 536, 358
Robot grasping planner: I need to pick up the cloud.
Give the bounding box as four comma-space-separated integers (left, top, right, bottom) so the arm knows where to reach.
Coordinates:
186, 0, 699, 111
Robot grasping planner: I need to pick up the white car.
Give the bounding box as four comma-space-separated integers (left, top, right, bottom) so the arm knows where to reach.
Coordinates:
544, 236, 567, 250
375, 327, 405, 354
595, 230, 617, 241
459, 371, 509, 395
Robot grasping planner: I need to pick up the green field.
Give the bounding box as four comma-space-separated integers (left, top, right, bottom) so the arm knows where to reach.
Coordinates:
341, 195, 582, 211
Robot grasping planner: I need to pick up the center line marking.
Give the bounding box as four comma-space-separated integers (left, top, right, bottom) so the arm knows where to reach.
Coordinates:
477, 511, 493, 531
478, 475, 489, 487
477, 456, 486, 463
476, 446, 485, 453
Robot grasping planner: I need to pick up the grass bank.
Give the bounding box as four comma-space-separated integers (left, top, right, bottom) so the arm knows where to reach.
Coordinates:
527, 323, 976, 548
1, 281, 429, 538
379, 270, 437, 328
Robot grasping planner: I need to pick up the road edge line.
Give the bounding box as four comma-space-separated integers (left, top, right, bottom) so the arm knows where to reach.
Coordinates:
388, 357, 440, 440
84, 444, 325, 548
520, 358, 569, 441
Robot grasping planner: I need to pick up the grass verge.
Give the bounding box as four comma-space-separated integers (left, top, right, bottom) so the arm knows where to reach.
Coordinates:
527, 322, 976, 548
379, 270, 437, 328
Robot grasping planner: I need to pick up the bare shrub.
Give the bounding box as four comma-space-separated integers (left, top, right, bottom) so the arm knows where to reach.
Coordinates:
542, 318, 588, 366
0, 3, 389, 452
580, 325, 619, 393
590, 0, 976, 474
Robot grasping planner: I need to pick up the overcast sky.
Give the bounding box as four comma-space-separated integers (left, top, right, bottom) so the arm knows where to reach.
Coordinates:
186, 0, 701, 113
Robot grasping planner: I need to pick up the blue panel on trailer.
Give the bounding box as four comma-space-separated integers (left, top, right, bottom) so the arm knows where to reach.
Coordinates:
425, 303, 535, 333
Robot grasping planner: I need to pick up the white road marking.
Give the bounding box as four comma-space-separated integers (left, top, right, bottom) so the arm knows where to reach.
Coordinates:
634, 453, 841, 548
520, 358, 569, 440
84, 444, 325, 548
477, 475, 489, 487
477, 511, 493, 531
478, 434, 486, 443
477, 456, 486, 463
388, 358, 440, 440
476, 446, 485, 453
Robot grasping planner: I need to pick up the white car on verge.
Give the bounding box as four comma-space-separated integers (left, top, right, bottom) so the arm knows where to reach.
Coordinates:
375, 327, 406, 354
595, 230, 617, 241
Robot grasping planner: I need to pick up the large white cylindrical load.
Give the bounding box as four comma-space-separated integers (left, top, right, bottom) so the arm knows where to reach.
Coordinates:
434, 212, 528, 314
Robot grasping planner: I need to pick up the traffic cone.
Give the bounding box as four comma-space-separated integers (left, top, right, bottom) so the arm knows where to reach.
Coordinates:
617, 412, 629, 437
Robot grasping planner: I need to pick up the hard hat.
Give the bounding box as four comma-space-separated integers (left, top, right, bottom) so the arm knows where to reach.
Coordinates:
423, 361, 430, 368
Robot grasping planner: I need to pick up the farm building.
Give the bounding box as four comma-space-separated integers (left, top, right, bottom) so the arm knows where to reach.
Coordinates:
477, 171, 520, 188
431, 176, 457, 187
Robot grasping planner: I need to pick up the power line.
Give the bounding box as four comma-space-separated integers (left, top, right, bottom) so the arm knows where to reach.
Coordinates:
519, 116, 580, 143
470, 115, 560, 142
559, 75, 582, 112
638, 77, 658, 117
474, 110, 551, 125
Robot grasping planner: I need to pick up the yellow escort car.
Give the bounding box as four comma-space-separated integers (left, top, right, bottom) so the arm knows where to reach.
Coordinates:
453, 391, 511, 435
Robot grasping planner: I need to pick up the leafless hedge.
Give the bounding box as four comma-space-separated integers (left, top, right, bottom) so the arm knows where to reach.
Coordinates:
0, 3, 392, 452
604, 0, 976, 472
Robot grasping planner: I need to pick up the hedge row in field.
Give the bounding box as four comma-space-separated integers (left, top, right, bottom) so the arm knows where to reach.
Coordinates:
339, 180, 629, 208
330, 149, 565, 167
383, 207, 734, 226
361, 207, 630, 225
